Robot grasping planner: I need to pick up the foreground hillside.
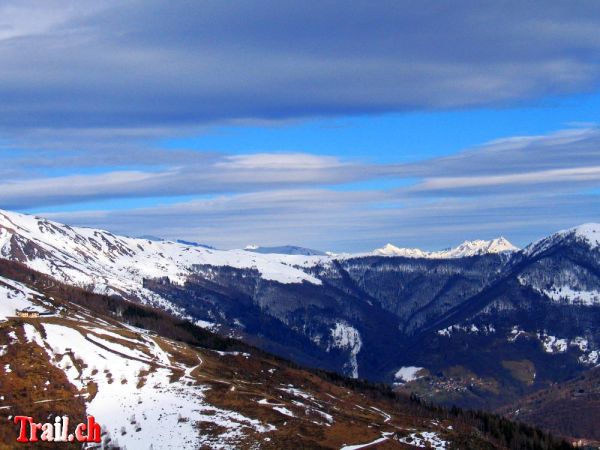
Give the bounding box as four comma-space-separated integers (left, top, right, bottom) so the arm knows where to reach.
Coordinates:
0, 259, 571, 449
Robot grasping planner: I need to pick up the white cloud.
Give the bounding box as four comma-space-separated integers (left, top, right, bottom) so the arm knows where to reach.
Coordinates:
216, 153, 343, 170
25, 124, 599, 251
414, 166, 600, 192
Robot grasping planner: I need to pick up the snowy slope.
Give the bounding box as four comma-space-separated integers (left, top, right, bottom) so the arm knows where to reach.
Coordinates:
0, 210, 321, 312
524, 223, 600, 257
518, 223, 600, 307
572, 223, 600, 249
21, 321, 273, 449
0, 276, 49, 321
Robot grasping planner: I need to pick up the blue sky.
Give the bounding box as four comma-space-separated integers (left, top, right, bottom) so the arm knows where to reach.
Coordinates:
164, 92, 600, 163
1, 1, 600, 251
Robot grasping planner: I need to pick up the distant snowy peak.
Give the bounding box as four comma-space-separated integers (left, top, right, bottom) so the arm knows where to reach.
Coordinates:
372, 237, 518, 259
244, 245, 326, 256
373, 244, 428, 258
442, 237, 518, 258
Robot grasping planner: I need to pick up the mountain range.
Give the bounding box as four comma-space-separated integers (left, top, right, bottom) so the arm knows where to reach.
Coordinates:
1, 208, 599, 444
371, 237, 518, 259
0, 244, 568, 449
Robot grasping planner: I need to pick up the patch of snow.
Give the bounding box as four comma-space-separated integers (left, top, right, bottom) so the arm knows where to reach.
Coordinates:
272, 406, 295, 417
327, 322, 362, 378
394, 366, 424, 383
85, 327, 141, 344
579, 350, 599, 366
369, 406, 391, 423
508, 326, 527, 342
31, 322, 275, 449
438, 323, 495, 337
257, 399, 284, 406
537, 334, 568, 353
542, 285, 600, 306
570, 337, 589, 352
313, 408, 334, 424
85, 333, 150, 361
23, 323, 45, 348
278, 385, 314, 401
534, 335, 599, 365
194, 319, 218, 331
341, 432, 394, 450
399, 431, 449, 449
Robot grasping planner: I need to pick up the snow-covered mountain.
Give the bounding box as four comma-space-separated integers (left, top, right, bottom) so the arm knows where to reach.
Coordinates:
524, 223, 600, 258
0, 209, 321, 315
0, 208, 518, 316
372, 237, 518, 258
517, 223, 600, 307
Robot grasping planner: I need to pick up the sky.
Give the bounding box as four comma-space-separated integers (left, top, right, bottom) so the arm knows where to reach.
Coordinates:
1, 0, 600, 251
